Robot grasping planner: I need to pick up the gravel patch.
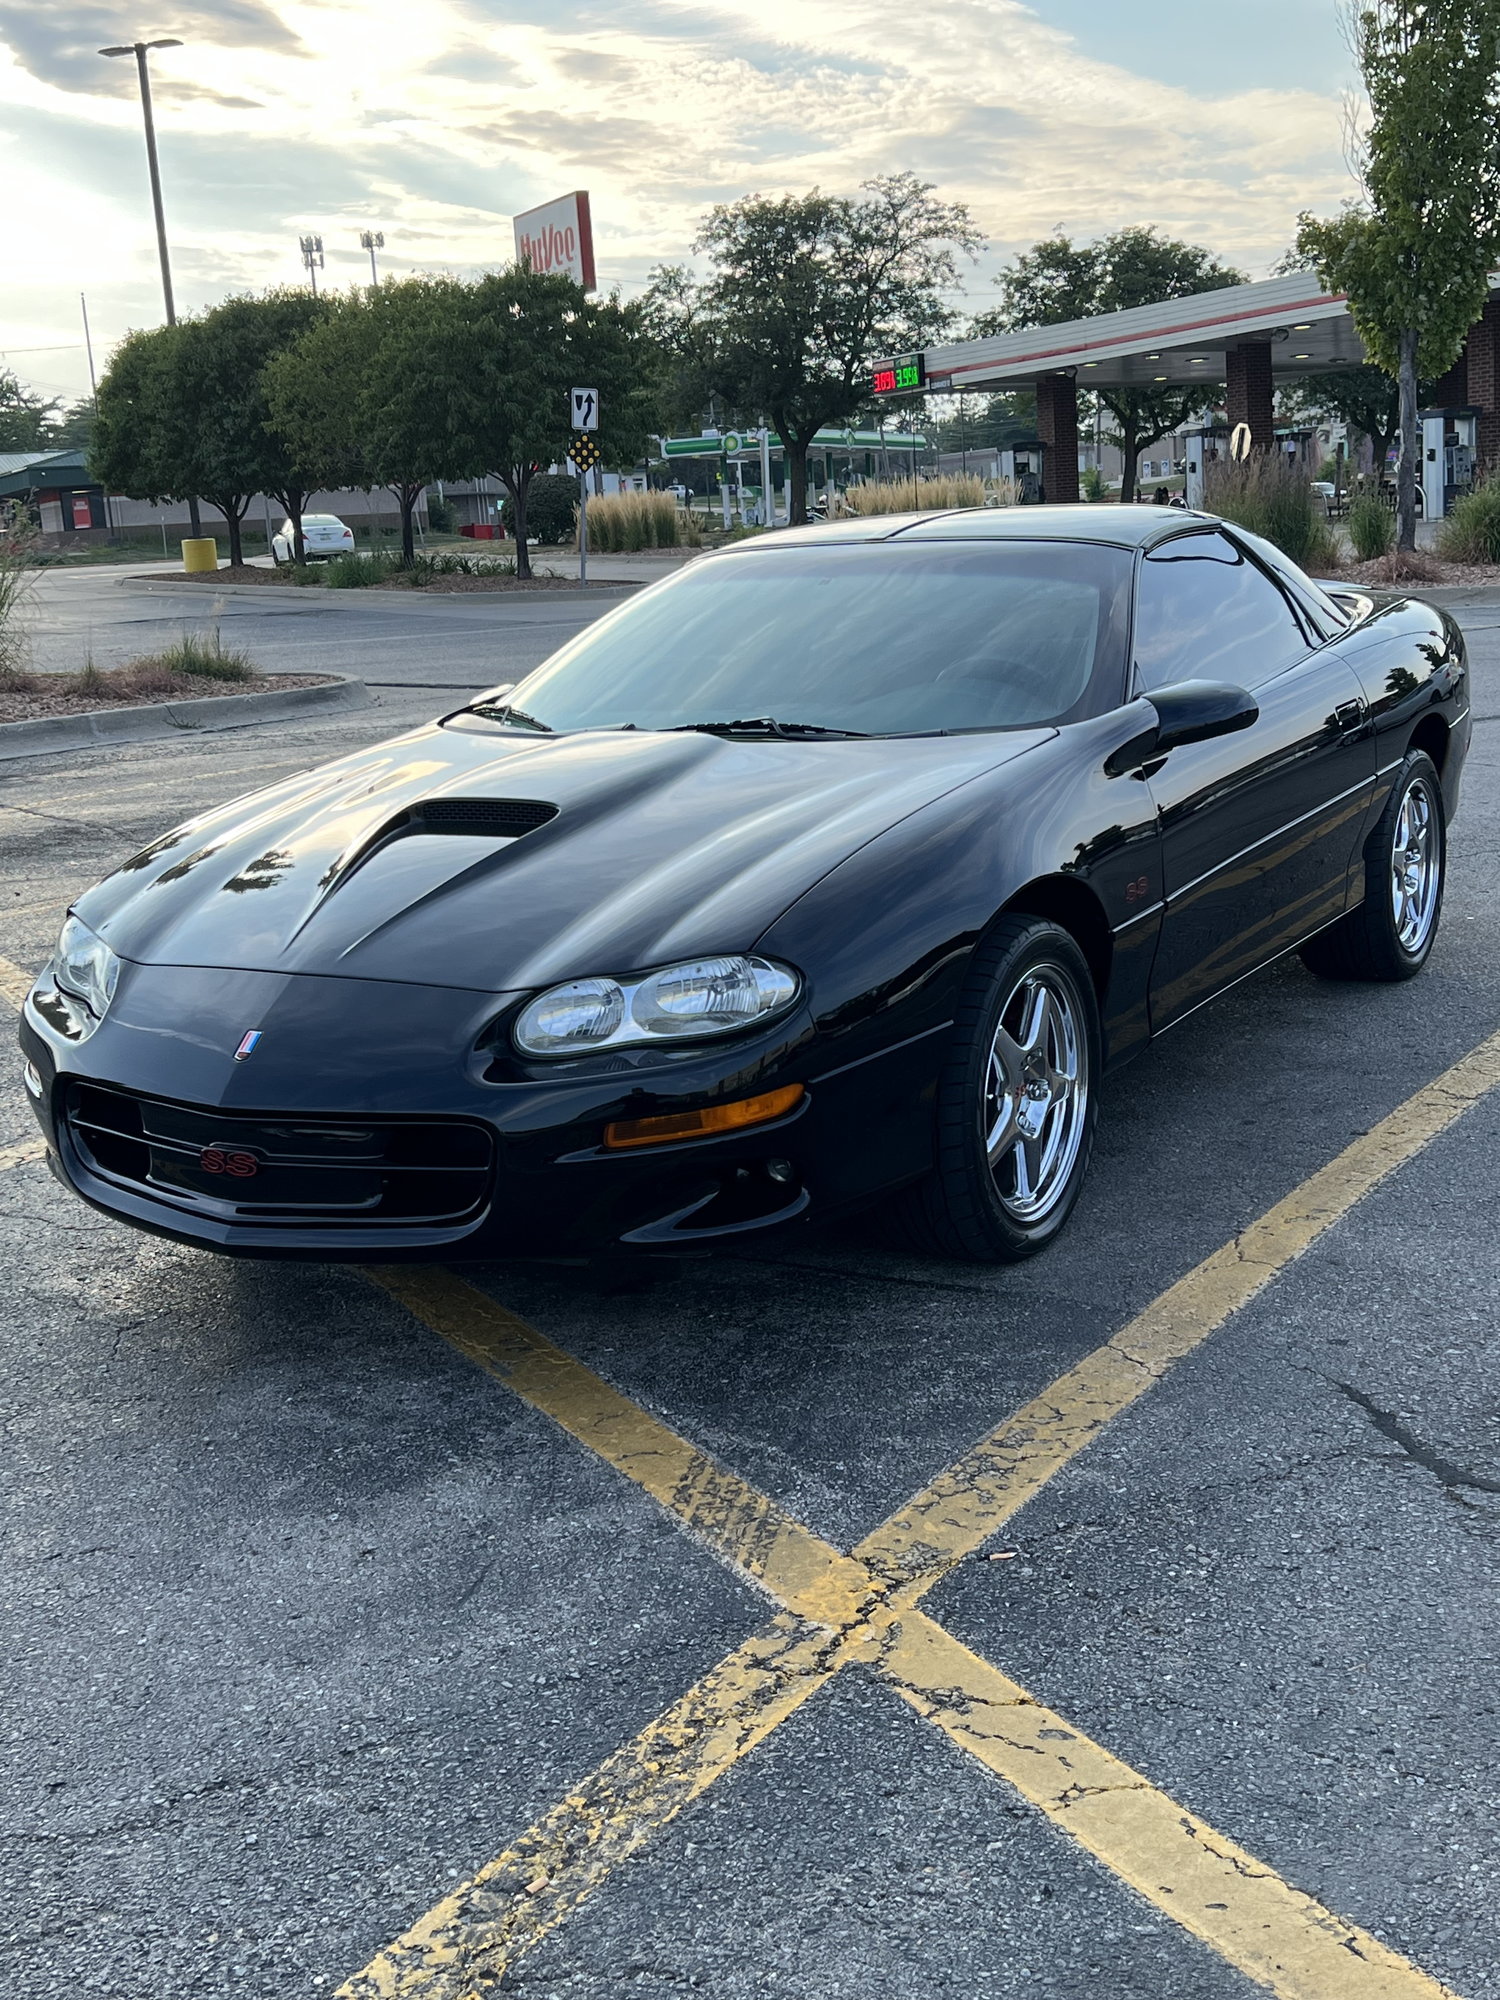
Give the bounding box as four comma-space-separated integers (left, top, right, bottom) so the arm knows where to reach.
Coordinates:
0, 671, 336, 723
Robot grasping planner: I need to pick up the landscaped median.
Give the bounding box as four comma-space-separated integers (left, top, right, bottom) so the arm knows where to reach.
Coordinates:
174, 559, 616, 593
0, 630, 365, 757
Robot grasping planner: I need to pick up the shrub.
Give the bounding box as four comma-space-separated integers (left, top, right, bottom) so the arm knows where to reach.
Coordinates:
141, 627, 257, 681
1081, 464, 1106, 502
842, 473, 989, 517
1202, 454, 1339, 570
1438, 479, 1500, 564
325, 550, 403, 588
581, 490, 702, 553
1347, 494, 1395, 562
0, 501, 39, 677
425, 492, 455, 534
501, 474, 579, 544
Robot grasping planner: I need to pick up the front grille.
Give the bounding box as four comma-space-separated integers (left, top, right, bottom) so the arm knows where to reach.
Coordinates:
414, 798, 557, 836
65, 1083, 493, 1228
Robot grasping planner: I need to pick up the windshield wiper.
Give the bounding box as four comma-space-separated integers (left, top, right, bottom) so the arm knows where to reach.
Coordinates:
664, 717, 868, 739
468, 702, 553, 733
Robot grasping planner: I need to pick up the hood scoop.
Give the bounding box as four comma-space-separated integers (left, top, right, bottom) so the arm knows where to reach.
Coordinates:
302, 795, 560, 930
407, 797, 558, 837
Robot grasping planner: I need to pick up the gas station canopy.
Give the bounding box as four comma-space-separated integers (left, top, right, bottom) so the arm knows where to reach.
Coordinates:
910, 273, 1364, 395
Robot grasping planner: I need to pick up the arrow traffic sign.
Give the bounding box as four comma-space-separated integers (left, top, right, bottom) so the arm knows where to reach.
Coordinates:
571, 388, 599, 431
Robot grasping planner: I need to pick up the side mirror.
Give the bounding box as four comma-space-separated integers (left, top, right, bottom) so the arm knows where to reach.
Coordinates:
1105, 680, 1259, 776
1150, 680, 1259, 753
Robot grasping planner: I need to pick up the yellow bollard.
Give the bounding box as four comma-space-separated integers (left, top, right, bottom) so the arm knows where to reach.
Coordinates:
181, 538, 218, 573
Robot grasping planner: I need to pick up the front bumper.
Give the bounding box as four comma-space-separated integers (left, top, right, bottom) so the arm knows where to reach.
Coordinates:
19, 962, 945, 1261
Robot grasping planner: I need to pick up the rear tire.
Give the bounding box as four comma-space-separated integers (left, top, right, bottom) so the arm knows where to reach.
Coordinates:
899, 918, 1099, 1262
1299, 750, 1445, 982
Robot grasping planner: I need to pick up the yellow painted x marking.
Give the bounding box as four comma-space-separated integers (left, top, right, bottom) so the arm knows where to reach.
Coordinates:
341, 1026, 1500, 2000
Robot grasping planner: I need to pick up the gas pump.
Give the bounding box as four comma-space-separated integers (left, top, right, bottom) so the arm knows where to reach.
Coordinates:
1420, 407, 1479, 520
1183, 425, 1228, 510
999, 440, 1046, 502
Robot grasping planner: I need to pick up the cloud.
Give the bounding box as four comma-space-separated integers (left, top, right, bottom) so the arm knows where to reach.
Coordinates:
0, 0, 300, 92
0, 0, 1358, 405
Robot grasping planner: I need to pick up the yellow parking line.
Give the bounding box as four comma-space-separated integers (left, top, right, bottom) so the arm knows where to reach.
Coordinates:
0, 953, 33, 1009
880, 1615, 1458, 2000
864, 1023, 1500, 1594
345, 1027, 1500, 2000
364, 1269, 881, 1632
336, 1611, 872, 2000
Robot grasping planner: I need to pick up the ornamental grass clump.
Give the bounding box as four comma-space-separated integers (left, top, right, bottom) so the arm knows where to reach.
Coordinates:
580, 491, 701, 553
1203, 453, 1339, 571
0, 502, 40, 681
1347, 493, 1396, 562
141, 627, 257, 681
324, 550, 403, 587
1437, 479, 1500, 564
842, 473, 989, 517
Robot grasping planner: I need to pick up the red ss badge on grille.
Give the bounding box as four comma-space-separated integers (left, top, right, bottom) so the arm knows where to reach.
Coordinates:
200, 1147, 260, 1177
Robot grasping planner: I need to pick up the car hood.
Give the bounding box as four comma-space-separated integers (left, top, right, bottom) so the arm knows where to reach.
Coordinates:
76, 720, 1051, 992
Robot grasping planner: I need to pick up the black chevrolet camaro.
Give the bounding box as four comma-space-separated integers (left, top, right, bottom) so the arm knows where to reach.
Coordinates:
19, 507, 1469, 1264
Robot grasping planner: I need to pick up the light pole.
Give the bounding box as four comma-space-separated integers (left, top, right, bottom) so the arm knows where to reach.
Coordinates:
99, 36, 201, 537
300, 234, 325, 295
360, 230, 384, 286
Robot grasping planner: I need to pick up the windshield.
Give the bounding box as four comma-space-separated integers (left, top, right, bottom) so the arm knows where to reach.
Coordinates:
471, 541, 1133, 737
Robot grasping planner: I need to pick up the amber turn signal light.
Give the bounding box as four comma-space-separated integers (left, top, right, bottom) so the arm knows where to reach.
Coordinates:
603, 1084, 805, 1151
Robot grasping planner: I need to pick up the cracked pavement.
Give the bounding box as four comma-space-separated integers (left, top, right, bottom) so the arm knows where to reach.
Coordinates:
1, 585, 1498, 1996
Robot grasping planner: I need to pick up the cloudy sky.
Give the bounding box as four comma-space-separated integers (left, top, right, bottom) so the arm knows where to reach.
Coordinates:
1, 0, 1358, 406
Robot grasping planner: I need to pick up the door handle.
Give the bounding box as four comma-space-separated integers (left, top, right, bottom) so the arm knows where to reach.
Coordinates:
1334, 698, 1365, 733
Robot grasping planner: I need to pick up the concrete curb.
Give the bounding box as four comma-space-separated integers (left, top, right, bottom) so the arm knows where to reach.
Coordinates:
0, 675, 370, 762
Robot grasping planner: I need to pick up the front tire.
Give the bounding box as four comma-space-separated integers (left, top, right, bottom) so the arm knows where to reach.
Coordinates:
900, 918, 1099, 1262
1299, 750, 1446, 982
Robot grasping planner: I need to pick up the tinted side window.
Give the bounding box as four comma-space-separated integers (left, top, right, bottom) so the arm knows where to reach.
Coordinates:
1134, 531, 1311, 693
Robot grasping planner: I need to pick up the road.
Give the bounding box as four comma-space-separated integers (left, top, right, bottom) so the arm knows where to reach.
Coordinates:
24, 558, 660, 692
1, 586, 1498, 1999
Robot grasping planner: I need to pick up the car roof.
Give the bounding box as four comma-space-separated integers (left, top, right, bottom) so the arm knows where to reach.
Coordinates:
715, 505, 1220, 556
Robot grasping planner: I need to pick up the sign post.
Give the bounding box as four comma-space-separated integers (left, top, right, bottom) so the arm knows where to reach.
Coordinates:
759, 426, 773, 529
568, 403, 602, 584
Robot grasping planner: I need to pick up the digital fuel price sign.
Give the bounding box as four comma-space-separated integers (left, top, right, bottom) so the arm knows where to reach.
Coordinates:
871, 352, 927, 395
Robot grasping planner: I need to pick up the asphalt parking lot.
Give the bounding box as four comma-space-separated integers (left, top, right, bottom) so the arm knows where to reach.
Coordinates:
2, 586, 1499, 1999
26, 559, 647, 692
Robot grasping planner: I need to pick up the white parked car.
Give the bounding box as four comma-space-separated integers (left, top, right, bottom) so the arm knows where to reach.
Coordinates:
271, 513, 355, 564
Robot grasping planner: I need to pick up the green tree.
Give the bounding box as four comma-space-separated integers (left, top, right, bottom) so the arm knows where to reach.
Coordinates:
90, 325, 190, 521
180, 291, 329, 565
266, 269, 652, 576
0, 367, 60, 453
92, 292, 329, 564
650, 174, 979, 525
1276, 361, 1435, 483
931, 392, 1037, 457
49, 398, 99, 452
1297, 1, 1500, 548
975, 227, 1245, 501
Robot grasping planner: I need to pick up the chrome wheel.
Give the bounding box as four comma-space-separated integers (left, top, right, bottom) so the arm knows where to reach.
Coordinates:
983, 963, 1090, 1224
1390, 774, 1441, 955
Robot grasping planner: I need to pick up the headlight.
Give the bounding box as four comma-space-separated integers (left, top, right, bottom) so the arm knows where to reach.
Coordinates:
514, 955, 799, 1057
50, 914, 120, 1024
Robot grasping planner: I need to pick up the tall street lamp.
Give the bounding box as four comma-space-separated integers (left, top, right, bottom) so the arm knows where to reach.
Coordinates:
360, 230, 384, 286
99, 37, 202, 538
